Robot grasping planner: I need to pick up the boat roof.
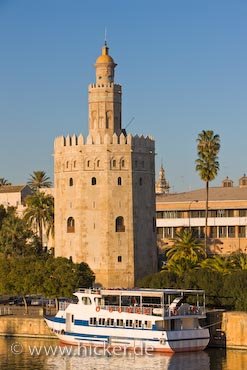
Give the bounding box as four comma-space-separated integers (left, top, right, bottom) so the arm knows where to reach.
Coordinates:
75, 288, 205, 298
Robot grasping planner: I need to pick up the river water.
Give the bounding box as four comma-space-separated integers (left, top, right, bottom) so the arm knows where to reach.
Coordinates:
0, 337, 246, 370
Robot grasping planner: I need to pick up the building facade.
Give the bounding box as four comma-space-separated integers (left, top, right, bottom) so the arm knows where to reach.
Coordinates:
54, 44, 157, 288
156, 176, 247, 255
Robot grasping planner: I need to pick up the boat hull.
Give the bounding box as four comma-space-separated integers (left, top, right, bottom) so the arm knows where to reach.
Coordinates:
45, 318, 209, 353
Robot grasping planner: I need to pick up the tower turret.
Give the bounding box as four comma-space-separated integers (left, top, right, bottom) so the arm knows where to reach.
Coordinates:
88, 43, 122, 140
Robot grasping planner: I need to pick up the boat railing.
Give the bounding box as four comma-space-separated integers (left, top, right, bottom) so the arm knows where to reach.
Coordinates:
99, 304, 205, 317
164, 305, 205, 317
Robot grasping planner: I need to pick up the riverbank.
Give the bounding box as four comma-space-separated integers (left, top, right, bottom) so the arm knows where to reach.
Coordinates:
0, 311, 247, 348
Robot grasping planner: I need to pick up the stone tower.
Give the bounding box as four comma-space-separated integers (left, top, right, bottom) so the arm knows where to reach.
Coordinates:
54, 44, 157, 288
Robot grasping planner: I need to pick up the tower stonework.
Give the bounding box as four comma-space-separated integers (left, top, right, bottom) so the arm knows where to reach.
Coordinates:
54, 44, 157, 288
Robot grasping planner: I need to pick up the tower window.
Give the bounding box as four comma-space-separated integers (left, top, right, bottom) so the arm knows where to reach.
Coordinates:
112, 160, 116, 168
87, 160, 90, 168
97, 160, 100, 167
139, 177, 143, 186
115, 216, 125, 232
74, 161, 76, 168
66, 161, 69, 169
118, 177, 122, 186
69, 178, 73, 186
121, 160, 125, 168
118, 256, 122, 263
67, 217, 75, 233
92, 177, 97, 185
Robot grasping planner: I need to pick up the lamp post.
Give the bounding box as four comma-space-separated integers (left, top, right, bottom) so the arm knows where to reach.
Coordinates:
188, 200, 199, 231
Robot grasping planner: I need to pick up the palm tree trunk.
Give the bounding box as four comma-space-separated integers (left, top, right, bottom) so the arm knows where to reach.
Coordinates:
205, 181, 209, 254
38, 218, 43, 248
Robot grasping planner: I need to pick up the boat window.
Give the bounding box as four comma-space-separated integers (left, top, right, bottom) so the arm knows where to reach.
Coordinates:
81, 297, 92, 305
98, 318, 105, 326
89, 317, 96, 326
106, 318, 115, 327
116, 319, 124, 327
125, 320, 133, 328
143, 321, 152, 329
134, 320, 142, 328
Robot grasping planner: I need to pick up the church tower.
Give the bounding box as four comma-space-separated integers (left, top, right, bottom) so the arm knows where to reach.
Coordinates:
156, 164, 170, 194
54, 44, 157, 288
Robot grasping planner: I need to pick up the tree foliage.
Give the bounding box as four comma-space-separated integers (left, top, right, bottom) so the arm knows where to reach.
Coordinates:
24, 191, 54, 248
195, 130, 220, 252
0, 255, 95, 298
27, 171, 52, 191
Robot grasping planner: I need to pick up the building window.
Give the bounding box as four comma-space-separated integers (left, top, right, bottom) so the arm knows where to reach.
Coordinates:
69, 178, 73, 186
135, 160, 138, 168
115, 216, 125, 232
87, 160, 90, 168
67, 217, 75, 233
191, 227, 200, 238
239, 209, 247, 217
97, 160, 100, 167
139, 177, 143, 186
157, 227, 163, 237
112, 160, 116, 168
74, 161, 76, 168
121, 159, 125, 168
117, 177, 122, 186
66, 161, 69, 169
209, 226, 217, 238
219, 226, 226, 238
92, 177, 97, 185
239, 226, 246, 238
118, 256, 122, 262
228, 226, 235, 238
164, 227, 172, 238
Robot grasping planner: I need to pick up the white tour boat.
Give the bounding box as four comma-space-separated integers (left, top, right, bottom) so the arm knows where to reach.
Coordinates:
45, 288, 210, 353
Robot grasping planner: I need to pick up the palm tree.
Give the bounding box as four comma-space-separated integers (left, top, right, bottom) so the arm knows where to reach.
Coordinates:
200, 255, 232, 275
23, 192, 54, 249
196, 130, 220, 253
27, 171, 52, 191
165, 228, 206, 264
0, 178, 11, 186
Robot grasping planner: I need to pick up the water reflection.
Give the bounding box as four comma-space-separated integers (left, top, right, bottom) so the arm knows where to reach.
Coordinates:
0, 338, 246, 370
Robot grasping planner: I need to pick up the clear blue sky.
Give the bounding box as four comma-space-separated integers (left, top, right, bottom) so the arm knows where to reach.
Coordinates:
0, 0, 246, 192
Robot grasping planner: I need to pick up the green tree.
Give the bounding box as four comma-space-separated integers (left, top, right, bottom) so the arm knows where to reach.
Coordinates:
0, 178, 11, 186
200, 255, 233, 275
165, 228, 206, 265
0, 209, 36, 256
27, 170, 52, 190
195, 130, 220, 252
24, 192, 54, 249
229, 252, 247, 271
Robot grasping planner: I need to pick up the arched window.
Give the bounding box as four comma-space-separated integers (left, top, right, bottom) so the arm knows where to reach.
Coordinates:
97, 160, 100, 167
112, 159, 116, 168
121, 159, 125, 168
92, 177, 97, 185
69, 178, 73, 186
117, 177, 122, 186
74, 160, 76, 168
67, 217, 75, 233
115, 216, 125, 232
139, 177, 143, 186
66, 161, 69, 169
87, 160, 90, 168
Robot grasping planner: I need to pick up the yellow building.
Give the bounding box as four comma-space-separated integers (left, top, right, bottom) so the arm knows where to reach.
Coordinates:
156, 176, 247, 255
54, 44, 158, 288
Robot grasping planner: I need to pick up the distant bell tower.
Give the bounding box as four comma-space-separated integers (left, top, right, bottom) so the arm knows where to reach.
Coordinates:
88, 43, 122, 140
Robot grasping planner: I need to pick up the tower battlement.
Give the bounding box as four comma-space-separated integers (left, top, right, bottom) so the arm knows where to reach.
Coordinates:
54, 133, 154, 151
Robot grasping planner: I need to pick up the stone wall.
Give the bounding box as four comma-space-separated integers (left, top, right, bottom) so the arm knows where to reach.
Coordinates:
0, 317, 56, 339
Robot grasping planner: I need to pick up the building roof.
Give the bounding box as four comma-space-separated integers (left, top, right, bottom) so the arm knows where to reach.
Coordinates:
0, 185, 28, 194
156, 186, 247, 203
